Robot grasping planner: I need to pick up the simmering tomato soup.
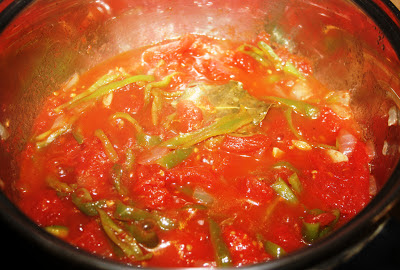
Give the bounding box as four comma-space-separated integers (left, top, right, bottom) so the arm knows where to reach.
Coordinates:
13, 33, 375, 267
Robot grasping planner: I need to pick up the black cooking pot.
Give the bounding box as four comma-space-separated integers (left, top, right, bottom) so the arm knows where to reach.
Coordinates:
1, 0, 400, 269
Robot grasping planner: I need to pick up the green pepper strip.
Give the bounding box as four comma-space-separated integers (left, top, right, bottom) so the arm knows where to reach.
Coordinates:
111, 163, 125, 195
124, 148, 135, 171
257, 234, 286, 259
151, 90, 163, 126
55, 71, 127, 113
68, 74, 155, 109
265, 240, 286, 258
111, 112, 144, 134
157, 147, 194, 169
44, 225, 69, 238
209, 218, 232, 267
71, 188, 107, 216
46, 176, 74, 194
284, 108, 303, 139
271, 177, 298, 204
265, 96, 320, 119
162, 108, 254, 149
125, 223, 160, 249
302, 221, 320, 243
136, 133, 162, 148
237, 44, 271, 67
258, 41, 304, 79
72, 126, 84, 144
114, 201, 176, 231
288, 173, 302, 193
94, 129, 119, 163
144, 72, 179, 105
97, 208, 152, 260
110, 113, 162, 148
272, 160, 300, 174
35, 115, 79, 149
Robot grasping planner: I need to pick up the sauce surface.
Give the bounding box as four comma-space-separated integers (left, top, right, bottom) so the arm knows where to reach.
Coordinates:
13, 33, 374, 267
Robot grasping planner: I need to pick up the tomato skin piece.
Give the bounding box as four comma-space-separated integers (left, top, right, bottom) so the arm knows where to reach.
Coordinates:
222, 225, 271, 266
221, 134, 271, 153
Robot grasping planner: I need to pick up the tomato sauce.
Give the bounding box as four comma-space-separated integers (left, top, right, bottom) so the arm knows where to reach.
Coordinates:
11, 33, 374, 267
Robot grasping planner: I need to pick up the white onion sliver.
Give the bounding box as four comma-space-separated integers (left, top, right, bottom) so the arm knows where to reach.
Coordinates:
62, 72, 79, 91
337, 129, 356, 156
137, 146, 170, 165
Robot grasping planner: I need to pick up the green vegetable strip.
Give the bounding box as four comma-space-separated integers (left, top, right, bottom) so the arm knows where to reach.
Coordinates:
144, 72, 179, 105
111, 112, 144, 133
46, 176, 74, 194
288, 173, 302, 193
44, 225, 69, 238
136, 133, 162, 148
284, 108, 303, 139
94, 129, 119, 163
162, 108, 254, 149
111, 163, 125, 195
209, 218, 232, 267
257, 234, 286, 259
125, 223, 160, 249
55, 71, 126, 112
151, 90, 162, 126
68, 74, 155, 109
302, 221, 320, 243
264, 241, 287, 258
258, 41, 303, 78
97, 208, 152, 260
35, 115, 78, 149
272, 160, 300, 174
237, 44, 270, 67
114, 201, 176, 230
264, 96, 320, 119
71, 188, 107, 216
72, 126, 84, 144
124, 148, 135, 171
271, 177, 298, 204
157, 147, 194, 169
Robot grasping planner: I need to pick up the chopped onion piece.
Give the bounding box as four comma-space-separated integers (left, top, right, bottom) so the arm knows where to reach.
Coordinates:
326, 149, 349, 163
103, 93, 113, 107
329, 104, 351, 119
272, 147, 285, 158
369, 176, 377, 196
365, 140, 376, 161
388, 106, 399, 126
290, 81, 313, 100
0, 123, 10, 140
292, 140, 312, 151
337, 130, 356, 156
325, 91, 350, 106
